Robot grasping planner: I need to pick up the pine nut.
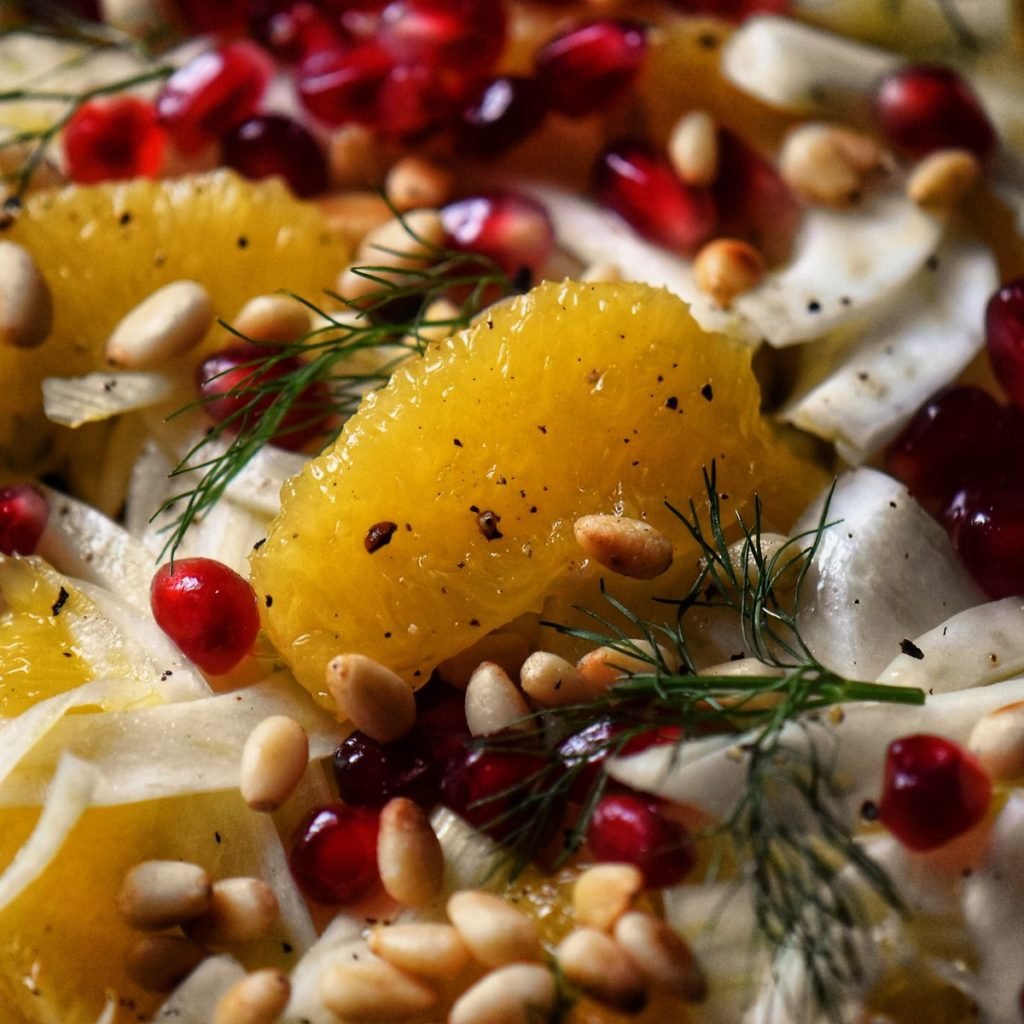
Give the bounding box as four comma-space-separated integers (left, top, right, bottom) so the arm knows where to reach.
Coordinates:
779, 123, 887, 208
239, 715, 309, 812
357, 209, 445, 269
213, 968, 291, 1024
577, 640, 679, 689
368, 922, 470, 978
724, 531, 797, 587
580, 261, 622, 283
573, 514, 673, 580
377, 797, 444, 907
385, 156, 455, 212
520, 651, 596, 707
968, 701, 1024, 780
0, 241, 52, 349
572, 863, 644, 931
465, 661, 532, 736
554, 927, 647, 1012
328, 123, 384, 190
906, 148, 980, 211
325, 653, 416, 742
668, 110, 719, 187
125, 933, 207, 993
447, 890, 543, 967
117, 860, 212, 930
186, 877, 278, 944
320, 960, 439, 1021
105, 279, 213, 369
449, 964, 557, 1024
231, 295, 311, 344
408, 297, 462, 346
614, 911, 707, 1002
693, 238, 765, 308
436, 632, 532, 688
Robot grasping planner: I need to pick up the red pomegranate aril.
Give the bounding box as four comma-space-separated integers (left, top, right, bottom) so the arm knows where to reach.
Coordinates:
668, 0, 787, 19
176, 0, 248, 33
249, 1, 344, 63
332, 730, 439, 809
875, 64, 996, 160
150, 557, 260, 674
63, 97, 166, 185
440, 193, 555, 280
289, 803, 381, 904
878, 734, 991, 851
987, 277, 1024, 406
375, 62, 458, 140
944, 484, 1024, 599
534, 20, 648, 118
557, 719, 621, 799
0, 484, 49, 556
456, 75, 548, 159
587, 793, 695, 887
156, 41, 274, 153
593, 139, 717, 257
223, 114, 328, 197
414, 683, 471, 764
297, 43, 393, 126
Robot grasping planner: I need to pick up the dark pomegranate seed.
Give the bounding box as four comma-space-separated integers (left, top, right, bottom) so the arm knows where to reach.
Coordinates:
668, 0, 787, 19
987, 278, 1024, 406
156, 41, 274, 153
376, 62, 459, 140
150, 557, 260, 674
196, 344, 332, 451
944, 484, 1024, 599
534, 20, 648, 118
223, 114, 328, 197
875, 65, 996, 160
456, 75, 548, 159
878, 734, 991, 851
440, 193, 555, 280
249, 1, 345, 63
289, 803, 380, 903
587, 793, 695, 887
0, 484, 49, 556
593, 139, 717, 257
332, 730, 439, 808
297, 44, 393, 126
413, 683, 471, 764
63, 97, 165, 185
176, 0, 248, 32
885, 387, 1012, 510
557, 719, 622, 799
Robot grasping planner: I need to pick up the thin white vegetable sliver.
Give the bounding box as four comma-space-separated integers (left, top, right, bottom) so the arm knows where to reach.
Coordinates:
252, 809, 318, 953
284, 915, 368, 1024
152, 955, 246, 1023
0, 753, 99, 913
42, 370, 175, 427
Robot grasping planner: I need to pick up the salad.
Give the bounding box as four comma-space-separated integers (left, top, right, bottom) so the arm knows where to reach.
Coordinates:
0, 0, 1023, 1022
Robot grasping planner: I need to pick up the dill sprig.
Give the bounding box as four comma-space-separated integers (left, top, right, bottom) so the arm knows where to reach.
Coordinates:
156, 233, 514, 559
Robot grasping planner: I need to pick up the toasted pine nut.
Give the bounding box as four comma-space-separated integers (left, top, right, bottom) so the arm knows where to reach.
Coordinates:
906, 148, 980, 211
577, 640, 679, 689
328, 123, 384, 190
693, 238, 765, 308
0, 241, 52, 349
573, 514, 673, 580
779, 123, 887, 208
213, 968, 291, 1024
377, 797, 444, 907
240, 715, 309, 812
385, 156, 455, 212
436, 632, 532, 688
572, 863, 644, 931
357, 209, 445, 268
408, 297, 461, 346
614, 911, 707, 1002
125, 934, 207, 993
117, 860, 212, 930
232, 295, 311, 344
105, 280, 213, 369
368, 922, 471, 978
724, 531, 798, 587
320, 960, 439, 1021
186, 877, 278, 944
465, 661, 531, 736
520, 650, 596, 707
325, 653, 416, 742
555, 927, 647, 1012
969, 701, 1024, 780
449, 964, 557, 1024
668, 110, 719, 187
447, 890, 543, 967
580, 261, 622, 283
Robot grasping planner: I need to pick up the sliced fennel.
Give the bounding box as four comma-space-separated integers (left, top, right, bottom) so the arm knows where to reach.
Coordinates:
153, 956, 246, 1023
42, 370, 179, 428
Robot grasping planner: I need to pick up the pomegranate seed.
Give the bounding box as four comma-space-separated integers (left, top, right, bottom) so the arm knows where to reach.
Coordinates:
557, 719, 622, 799
875, 65, 996, 160
878, 734, 991, 851
944, 484, 1024, 599
289, 803, 380, 903
440, 193, 555, 280
63, 97, 165, 185
156, 41, 274, 153
223, 114, 328, 197
587, 793, 695, 887
176, 0, 248, 32
297, 43, 393, 126
593, 139, 717, 257
456, 75, 548, 158
987, 278, 1024, 405
0, 484, 49, 556
196, 344, 331, 452
534, 20, 648, 118
150, 557, 260, 674
668, 0, 787, 19
376, 62, 459, 140
249, 1, 344, 63
413, 683, 471, 763
332, 730, 439, 808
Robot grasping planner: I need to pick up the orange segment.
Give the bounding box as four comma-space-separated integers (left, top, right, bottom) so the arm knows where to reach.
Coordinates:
251, 280, 825, 701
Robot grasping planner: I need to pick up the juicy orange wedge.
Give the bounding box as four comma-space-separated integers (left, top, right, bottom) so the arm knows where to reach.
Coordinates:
252, 280, 825, 702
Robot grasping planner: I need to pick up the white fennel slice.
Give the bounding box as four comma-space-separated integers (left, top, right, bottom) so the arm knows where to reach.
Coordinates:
781, 235, 998, 462
152, 957, 247, 1024
42, 370, 179, 428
